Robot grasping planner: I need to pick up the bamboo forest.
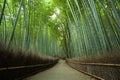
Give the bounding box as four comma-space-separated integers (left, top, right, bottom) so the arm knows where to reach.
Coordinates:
0, 0, 120, 80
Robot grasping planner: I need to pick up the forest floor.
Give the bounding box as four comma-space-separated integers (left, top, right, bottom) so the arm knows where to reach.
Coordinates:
24, 60, 95, 80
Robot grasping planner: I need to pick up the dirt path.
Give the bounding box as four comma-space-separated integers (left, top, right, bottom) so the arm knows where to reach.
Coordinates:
24, 60, 95, 80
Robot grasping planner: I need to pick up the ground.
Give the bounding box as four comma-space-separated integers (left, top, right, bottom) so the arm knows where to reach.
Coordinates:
24, 60, 95, 80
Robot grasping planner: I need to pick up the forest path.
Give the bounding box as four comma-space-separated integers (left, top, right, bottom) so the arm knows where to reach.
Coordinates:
24, 60, 93, 80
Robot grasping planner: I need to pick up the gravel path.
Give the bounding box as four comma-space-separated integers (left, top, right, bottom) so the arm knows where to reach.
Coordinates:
25, 60, 95, 80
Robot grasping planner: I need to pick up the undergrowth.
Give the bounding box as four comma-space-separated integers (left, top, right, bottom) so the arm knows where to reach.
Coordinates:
0, 43, 56, 68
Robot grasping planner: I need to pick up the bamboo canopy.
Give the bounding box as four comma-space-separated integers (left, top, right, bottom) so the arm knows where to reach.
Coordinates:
0, 0, 120, 58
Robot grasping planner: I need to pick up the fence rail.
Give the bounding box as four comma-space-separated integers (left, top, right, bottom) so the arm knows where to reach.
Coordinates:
0, 62, 56, 71
66, 60, 120, 80
67, 62, 104, 80
0, 61, 58, 80
67, 61, 120, 67
76, 68, 105, 80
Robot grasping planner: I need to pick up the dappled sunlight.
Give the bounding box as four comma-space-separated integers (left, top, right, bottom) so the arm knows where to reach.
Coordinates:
50, 7, 60, 20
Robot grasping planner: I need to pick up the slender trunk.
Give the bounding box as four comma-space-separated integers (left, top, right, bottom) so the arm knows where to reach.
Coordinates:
0, 0, 6, 25
3, 15, 6, 44
7, 0, 23, 49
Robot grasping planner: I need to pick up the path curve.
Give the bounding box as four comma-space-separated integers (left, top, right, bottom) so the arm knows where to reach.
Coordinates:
24, 60, 95, 80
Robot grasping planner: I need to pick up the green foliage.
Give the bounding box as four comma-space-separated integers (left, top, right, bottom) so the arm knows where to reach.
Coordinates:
0, 0, 120, 58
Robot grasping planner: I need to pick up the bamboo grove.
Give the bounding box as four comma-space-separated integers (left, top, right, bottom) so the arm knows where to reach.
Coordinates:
0, 0, 120, 58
